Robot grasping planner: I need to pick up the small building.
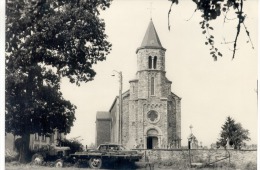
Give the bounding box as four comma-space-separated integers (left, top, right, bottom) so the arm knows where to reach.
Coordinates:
5, 130, 66, 152
95, 111, 111, 147
29, 130, 66, 150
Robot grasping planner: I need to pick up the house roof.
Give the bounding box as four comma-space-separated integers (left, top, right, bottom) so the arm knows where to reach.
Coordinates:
136, 19, 166, 53
96, 111, 110, 120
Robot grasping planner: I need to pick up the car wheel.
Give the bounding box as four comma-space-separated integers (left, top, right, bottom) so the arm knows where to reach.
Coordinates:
31, 153, 44, 165
55, 159, 64, 168
89, 157, 102, 169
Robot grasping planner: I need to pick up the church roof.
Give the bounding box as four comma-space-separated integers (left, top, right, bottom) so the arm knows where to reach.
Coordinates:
136, 19, 166, 53
108, 90, 130, 113
96, 111, 110, 120
171, 92, 182, 100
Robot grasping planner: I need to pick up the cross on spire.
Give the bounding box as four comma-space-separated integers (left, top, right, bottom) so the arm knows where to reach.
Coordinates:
189, 125, 193, 134
147, 1, 155, 19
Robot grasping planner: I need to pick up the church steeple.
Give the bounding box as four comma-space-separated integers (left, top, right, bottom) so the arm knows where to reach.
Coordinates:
136, 20, 166, 53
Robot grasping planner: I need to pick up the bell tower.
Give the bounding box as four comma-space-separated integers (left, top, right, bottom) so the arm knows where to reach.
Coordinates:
126, 19, 181, 149
136, 19, 166, 72
134, 19, 169, 99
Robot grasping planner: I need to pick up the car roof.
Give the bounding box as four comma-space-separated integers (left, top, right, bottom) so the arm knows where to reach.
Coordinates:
100, 143, 120, 145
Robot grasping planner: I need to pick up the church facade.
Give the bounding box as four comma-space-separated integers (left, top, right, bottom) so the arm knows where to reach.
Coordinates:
96, 20, 181, 149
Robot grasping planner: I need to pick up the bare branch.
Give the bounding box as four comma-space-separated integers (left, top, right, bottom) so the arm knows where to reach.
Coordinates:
232, 0, 244, 59
223, 7, 230, 25
168, 2, 174, 31
242, 21, 254, 49
221, 37, 235, 44
185, 9, 197, 21
232, 20, 241, 59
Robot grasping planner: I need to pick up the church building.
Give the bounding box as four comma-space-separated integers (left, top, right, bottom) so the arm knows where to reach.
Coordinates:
96, 20, 181, 149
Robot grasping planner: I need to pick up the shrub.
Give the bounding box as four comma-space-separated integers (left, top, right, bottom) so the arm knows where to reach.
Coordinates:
57, 138, 84, 153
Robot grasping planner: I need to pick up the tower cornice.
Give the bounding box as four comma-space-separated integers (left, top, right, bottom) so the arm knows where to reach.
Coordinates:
136, 46, 166, 54
136, 70, 166, 74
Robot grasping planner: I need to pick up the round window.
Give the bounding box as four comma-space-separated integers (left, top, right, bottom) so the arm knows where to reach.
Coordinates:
147, 110, 160, 123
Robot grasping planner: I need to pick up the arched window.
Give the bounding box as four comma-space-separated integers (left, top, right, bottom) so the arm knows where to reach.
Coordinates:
151, 77, 155, 95
153, 56, 157, 69
148, 56, 152, 69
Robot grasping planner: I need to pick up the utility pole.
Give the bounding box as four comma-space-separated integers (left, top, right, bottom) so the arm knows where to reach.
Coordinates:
118, 71, 122, 144
112, 70, 123, 144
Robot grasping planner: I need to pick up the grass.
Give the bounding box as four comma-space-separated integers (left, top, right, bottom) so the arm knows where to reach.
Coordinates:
5, 163, 79, 170
5, 161, 256, 170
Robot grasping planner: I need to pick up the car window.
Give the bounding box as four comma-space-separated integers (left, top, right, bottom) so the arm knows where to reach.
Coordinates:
119, 145, 126, 150
99, 145, 107, 150
108, 146, 114, 150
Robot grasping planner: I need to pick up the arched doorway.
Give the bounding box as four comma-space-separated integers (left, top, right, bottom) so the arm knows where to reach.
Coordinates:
146, 129, 158, 149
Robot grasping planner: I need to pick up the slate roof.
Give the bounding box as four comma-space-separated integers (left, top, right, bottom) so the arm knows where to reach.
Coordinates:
96, 111, 110, 120
136, 19, 166, 53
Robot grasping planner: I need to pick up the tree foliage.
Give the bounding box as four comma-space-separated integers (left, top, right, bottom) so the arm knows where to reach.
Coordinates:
217, 116, 250, 150
6, 0, 112, 85
168, 0, 253, 60
58, 137, 84, 154
6, 0, 112, 162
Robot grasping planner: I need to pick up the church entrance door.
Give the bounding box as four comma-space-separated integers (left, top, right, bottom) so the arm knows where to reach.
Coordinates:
147, 136, 158, 149
146, 129, 159, 149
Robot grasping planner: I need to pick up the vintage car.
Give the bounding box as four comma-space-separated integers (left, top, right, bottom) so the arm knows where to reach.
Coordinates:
55, 143, 143, 169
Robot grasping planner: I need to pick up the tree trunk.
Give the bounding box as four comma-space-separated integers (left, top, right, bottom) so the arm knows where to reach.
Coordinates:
19, 133, 31, 163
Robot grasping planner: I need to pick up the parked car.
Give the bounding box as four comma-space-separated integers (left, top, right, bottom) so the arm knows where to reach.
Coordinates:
57, 143, 143, 169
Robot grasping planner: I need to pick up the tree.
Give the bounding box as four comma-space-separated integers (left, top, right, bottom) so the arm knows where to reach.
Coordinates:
6, 0, 112, 162
168, 0, 253, 60
217, 116, 250, 150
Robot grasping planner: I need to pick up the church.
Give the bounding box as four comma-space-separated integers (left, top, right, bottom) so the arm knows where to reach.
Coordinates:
96, 20, 181, 149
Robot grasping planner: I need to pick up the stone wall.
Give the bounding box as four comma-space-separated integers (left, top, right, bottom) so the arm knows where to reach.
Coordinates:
109, 99, 118, 144
122, 95, 129, 145
96, 120, 110, 147
136, 149, 257, 169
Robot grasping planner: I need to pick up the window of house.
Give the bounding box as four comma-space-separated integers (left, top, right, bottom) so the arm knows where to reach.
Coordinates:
148, 56, 152, 69
35, 133, 39, 141
42, 135, 46, 141
153, 56, 157, 69
151, 77, 155, 95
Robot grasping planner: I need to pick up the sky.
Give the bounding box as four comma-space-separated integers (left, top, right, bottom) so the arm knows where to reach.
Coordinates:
59, 0, 258, 147
0, 1, 258, 159
0, 0, 257, 168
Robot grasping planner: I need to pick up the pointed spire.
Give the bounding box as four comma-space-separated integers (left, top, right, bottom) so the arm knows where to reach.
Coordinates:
136, 20, 166, 53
